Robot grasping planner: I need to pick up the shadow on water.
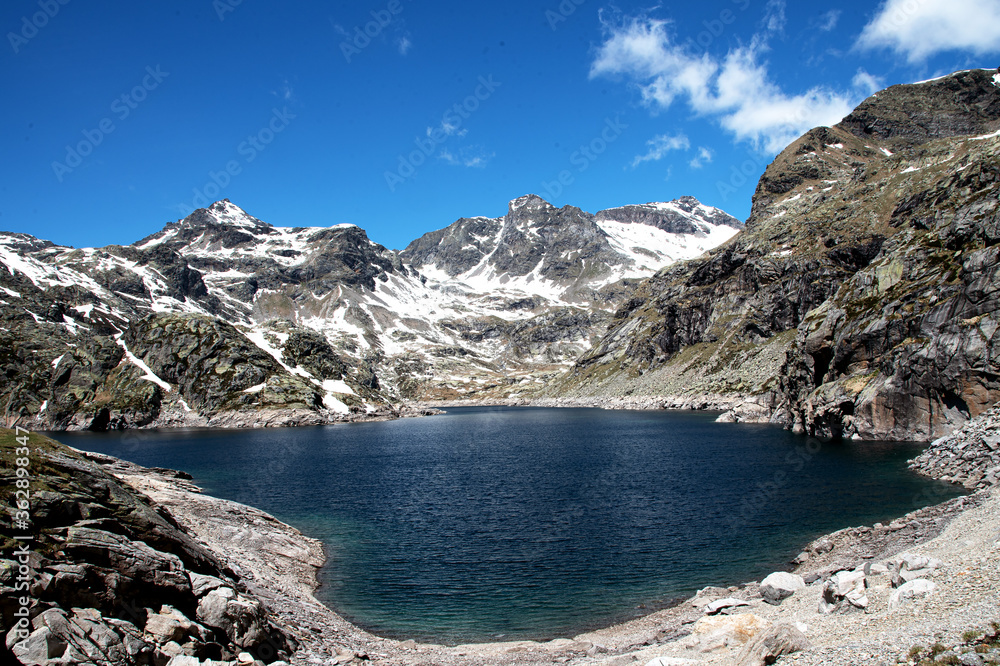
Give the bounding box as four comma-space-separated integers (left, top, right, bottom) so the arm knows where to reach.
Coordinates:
51, 406, 965, 644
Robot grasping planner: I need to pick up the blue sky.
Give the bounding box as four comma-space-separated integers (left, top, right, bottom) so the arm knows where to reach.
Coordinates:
2, 0, 999, 251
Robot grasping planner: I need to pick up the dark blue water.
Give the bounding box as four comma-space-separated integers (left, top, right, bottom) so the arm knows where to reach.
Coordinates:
52, 407, 963, 644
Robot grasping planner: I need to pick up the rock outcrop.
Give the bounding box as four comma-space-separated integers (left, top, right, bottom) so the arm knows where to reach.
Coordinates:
0, 429, 294, 665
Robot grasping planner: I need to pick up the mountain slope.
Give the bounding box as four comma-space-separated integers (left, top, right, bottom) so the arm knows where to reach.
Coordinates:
553, 68, 1000, 441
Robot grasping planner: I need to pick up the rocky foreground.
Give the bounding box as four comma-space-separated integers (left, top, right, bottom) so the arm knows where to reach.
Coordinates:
4, 414, 1000, 666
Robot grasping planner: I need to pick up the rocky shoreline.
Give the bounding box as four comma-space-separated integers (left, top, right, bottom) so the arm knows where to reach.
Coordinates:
413, 394, 751, 414
37, 407, 994, 666
21, 404, 445, 433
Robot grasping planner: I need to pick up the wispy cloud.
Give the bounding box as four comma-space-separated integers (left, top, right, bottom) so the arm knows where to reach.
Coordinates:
852, 69, 883, 96
439, 147, 493, 168
591, 15, 861, 154
817, 9, 841, 32
857, 0, 1000, 62
428, 119, 467, 139
630, 133, 690, 168
689, 146, 714, 169
398, 36, 412, 55
763, 0, 787, 34
271, 80, 295, 102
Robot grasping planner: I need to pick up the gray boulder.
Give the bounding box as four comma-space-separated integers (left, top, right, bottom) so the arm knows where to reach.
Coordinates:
196, 587, 270, 650
65, 526, 192, 599
9, 608, 146, 666
819, 570, 867, 613
889, 579, 938, 610
735, 623, 811, 666
891, 553, 943, 587
759, 572, 806, 605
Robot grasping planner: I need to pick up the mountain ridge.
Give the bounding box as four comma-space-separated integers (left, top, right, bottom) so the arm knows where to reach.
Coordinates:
0, 193, 740, 430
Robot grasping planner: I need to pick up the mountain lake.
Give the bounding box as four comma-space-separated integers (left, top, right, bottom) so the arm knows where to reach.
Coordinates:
53, 406, 965, 644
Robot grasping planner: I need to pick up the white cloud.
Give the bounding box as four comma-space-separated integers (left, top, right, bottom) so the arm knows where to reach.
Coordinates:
857, 0, 1000, 62
630, 133, 690, 168
271, 80, 294, 101
764, 0, 787, 34
398, 37, 412, 55
817, 9, 841, 32
852, 69, 883, 96
428, 120, 467, 139
591, 17, 858, 153
439, 147, 493, 168
689, 146, 714, 169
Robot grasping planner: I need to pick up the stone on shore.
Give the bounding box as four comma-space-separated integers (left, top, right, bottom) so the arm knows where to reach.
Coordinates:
891, 552, 943, 587
703, 597, 753, 615
692, 613, 770, 652
759, 572, 806, 605
819, 570, 868, 613
735, 623, 811, 666
889, 579, 938, 610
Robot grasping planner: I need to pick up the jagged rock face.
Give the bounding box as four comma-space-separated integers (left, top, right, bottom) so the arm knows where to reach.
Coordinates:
838, 69, 1000, 149
560, 68, 1000, 440
121, 313, 322, 414
136, 200, 405, 297
399, 216, 503, 277
0, 430, 293, 664
595, 196, 744, 234
402, 194, 742, 289
782, 136, 1000, 440
281, 329, 346, 381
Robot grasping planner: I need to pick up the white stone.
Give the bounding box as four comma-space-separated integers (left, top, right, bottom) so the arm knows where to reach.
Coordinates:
704, 597, 752, 614
889, 579, 938, 610
760, 572, 806, 605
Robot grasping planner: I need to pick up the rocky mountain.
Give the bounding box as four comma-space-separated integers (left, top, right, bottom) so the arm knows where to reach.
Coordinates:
554, 67, 1000, 441
0, 195, 739, 430
401, 194, 739, 301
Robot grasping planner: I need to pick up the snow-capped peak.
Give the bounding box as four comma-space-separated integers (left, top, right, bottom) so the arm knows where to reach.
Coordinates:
202, 199, 270, 230
508, 194, 552, 214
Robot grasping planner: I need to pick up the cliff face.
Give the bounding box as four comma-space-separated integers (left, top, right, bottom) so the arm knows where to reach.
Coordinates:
557, 68, 1000, 441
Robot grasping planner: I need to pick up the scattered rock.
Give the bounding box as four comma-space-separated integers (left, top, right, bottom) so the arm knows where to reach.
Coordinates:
891, 552, 944, 587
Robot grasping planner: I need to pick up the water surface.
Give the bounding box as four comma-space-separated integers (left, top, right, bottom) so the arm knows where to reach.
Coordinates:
54, 407, 962, 644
